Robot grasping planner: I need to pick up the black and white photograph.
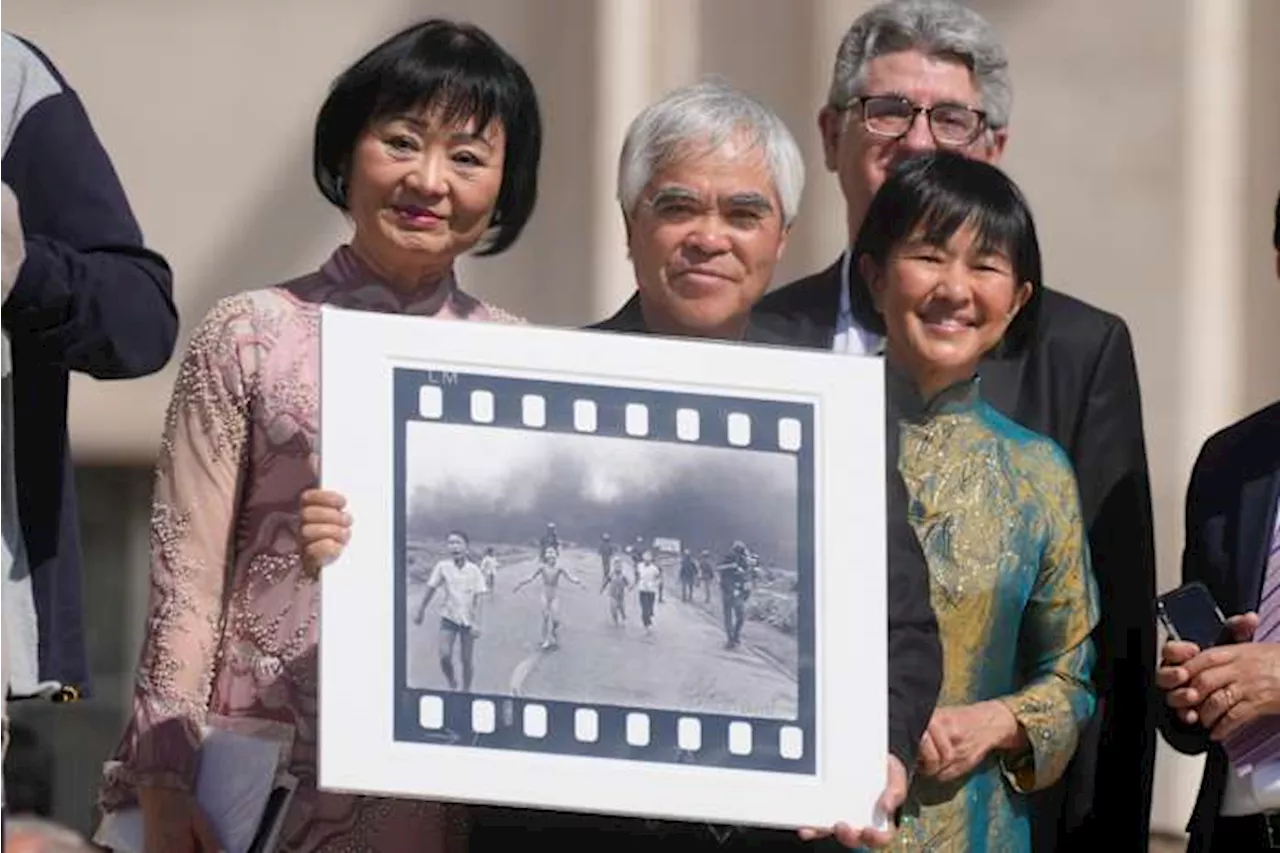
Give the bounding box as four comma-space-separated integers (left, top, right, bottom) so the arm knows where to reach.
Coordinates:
318, 308, 886, 828
403, 421, 801, 721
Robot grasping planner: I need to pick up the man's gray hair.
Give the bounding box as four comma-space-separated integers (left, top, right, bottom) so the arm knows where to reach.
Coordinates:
828, 0, 1012, 129
617, 80, 805, 227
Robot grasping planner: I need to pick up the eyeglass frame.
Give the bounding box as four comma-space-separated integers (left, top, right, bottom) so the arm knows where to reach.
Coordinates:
835, 94, 990, 147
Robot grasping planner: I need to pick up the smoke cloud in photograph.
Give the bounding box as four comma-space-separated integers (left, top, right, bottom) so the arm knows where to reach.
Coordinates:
404, 422, 798, 564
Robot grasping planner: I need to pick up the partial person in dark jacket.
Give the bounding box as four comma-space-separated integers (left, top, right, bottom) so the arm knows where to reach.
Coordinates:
1155, 192, 1280, 853
753, 3, 1156, 849
1, 32, 178, 704
298, 80, 942, 851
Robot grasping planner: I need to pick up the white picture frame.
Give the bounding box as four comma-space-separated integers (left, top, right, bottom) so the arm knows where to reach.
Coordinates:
317, 304, 888, 831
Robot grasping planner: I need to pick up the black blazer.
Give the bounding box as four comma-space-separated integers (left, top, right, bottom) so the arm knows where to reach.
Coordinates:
467, 293, 942, 853
1159, 402, 1280, 853
757, 261, 1159, 852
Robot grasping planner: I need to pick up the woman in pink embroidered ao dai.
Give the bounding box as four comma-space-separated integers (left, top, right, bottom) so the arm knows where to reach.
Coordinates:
97, 19, 542, 853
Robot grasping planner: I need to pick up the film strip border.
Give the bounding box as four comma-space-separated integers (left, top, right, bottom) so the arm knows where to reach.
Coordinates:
394, 367, 814, 452
390, 367, 817, 774
393, 690, 814, 774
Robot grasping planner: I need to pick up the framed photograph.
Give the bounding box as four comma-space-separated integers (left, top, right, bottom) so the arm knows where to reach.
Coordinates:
318, 305, 888, 830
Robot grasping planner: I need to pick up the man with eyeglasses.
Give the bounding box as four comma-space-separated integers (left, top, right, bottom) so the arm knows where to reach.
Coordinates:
756, 1, 1157, 852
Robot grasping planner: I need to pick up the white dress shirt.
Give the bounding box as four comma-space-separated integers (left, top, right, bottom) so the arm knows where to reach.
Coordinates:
832, 248, 887, 356
426, 558, 487, 628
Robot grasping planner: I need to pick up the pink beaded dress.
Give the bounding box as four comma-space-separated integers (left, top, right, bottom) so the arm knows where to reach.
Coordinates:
98, 246, 521, 852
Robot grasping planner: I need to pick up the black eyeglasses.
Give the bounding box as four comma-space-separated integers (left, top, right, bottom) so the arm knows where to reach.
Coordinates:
842, 95, 988, 147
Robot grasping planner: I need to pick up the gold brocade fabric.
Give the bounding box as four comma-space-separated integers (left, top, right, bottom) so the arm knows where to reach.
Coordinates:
886, 374, 1099, 853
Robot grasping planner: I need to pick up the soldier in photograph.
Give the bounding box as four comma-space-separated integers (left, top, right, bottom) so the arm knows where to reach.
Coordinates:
718, 541, 755, 649
679, 548, 699, 602
598, 532, 616, 591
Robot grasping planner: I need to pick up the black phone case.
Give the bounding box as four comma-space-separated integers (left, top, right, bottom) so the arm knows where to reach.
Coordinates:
1156, 581, 1229, 647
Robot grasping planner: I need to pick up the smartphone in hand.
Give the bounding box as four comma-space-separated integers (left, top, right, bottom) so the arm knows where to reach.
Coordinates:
1156, 581, 1230, 649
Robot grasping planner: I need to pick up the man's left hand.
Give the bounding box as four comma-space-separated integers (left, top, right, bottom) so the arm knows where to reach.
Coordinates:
797, 755, 907, 849
1159, 612, 1258, 725
1180, 641, 1280, 740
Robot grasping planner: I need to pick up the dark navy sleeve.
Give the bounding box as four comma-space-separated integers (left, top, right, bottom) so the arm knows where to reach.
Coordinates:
1, 66, 177, 378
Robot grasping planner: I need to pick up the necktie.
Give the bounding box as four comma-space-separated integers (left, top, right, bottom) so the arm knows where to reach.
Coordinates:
1222, 506, 1280, 772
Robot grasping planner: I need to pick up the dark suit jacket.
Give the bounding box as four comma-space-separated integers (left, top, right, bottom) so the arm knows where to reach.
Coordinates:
1158, 401, 1280, 853
756, 260, 1159, 852
467, 293, 942, 853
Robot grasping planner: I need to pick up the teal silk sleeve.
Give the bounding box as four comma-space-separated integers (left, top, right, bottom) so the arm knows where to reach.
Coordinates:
999, 441, 1100, 794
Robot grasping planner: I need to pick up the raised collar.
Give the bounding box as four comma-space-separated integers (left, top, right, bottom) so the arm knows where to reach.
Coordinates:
886, 363, 982, 423
313, 244, 484, 318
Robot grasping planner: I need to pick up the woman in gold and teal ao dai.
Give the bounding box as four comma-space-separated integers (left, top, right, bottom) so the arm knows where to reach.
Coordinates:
853, 151, 1101, 852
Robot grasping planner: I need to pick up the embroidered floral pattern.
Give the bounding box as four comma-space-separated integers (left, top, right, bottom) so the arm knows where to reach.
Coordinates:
100, 247, 520, 851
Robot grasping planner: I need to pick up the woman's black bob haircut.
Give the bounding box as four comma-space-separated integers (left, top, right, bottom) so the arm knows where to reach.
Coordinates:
313, 19, 542, 256
853, 150, 1043, 349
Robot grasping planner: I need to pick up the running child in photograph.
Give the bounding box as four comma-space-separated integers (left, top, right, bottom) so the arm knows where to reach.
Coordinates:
412, 530, 487, 692
602, 552, 632, 625
512, 546, 585, 650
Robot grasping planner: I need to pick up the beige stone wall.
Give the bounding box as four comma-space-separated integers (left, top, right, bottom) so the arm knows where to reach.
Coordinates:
5, 0, 1278, 836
